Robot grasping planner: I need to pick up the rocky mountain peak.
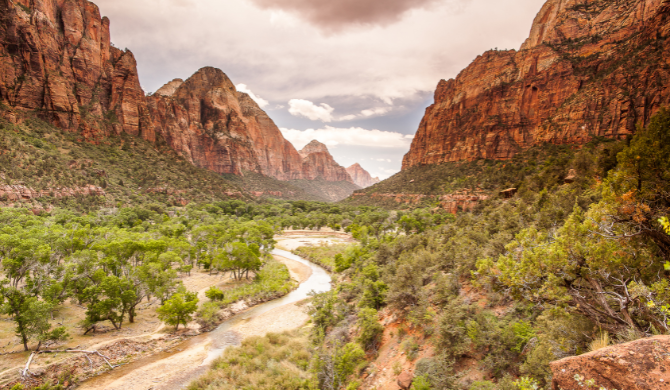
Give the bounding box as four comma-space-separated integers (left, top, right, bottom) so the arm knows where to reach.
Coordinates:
402, 0, 670, 170
346, 163, 379, 188
299, 140, 330, 158
174, 67, 237, 100
154, 79, 184, 97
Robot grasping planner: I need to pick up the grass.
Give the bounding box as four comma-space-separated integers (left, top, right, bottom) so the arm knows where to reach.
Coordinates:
219, 260, 296, 306
187, 329, 316, 390
292, 243, 351, 272
198, 259, 296, 327
588, 332, 610, 352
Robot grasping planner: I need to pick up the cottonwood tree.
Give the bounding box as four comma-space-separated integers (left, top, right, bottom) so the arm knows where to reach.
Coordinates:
157, 289, 198, 330
0, 286, 67, 351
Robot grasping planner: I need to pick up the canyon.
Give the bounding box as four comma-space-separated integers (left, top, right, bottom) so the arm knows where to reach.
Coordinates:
0, 0, 360, 196
403, 0, 670, 169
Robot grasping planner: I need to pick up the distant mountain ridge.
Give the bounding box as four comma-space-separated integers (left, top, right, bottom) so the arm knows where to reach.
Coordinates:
0, 0, 361, 201
299, 140, 356, 183
346, 163, 379, 188
403, 0, 670, 169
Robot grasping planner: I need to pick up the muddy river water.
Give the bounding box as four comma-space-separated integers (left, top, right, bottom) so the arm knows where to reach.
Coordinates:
78, 247, 332, 390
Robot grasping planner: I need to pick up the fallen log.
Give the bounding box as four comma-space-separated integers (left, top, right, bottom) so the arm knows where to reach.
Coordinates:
20, 349, 120, 378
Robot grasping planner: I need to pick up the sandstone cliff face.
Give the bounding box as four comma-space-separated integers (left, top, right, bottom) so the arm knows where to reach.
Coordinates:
0, 0, 322, 184
346, 163, 380, 188
403, 0, 670, 169
0, 0, 149, 139
550, 336, 670, 390
154, 78, 183, 97
145, 67, 306, 179
299, 140, 355, 183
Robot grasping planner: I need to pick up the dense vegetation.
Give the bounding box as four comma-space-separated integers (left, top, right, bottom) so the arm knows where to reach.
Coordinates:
0, 114, 253, 213
302, 110, 670, 389
347, 137, 622, 209
0, 195, 419, 353
3, 106, 670, 390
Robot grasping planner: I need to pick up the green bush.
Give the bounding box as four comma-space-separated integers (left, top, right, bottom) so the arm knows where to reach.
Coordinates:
469, 381, 496, 390
412, 375, 432, 390
205, 286, 225, 301
402, 337, 420, 361
356, 308, 383, 350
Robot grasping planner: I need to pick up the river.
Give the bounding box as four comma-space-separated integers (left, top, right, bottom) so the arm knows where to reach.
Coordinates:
77, 246, 332, 390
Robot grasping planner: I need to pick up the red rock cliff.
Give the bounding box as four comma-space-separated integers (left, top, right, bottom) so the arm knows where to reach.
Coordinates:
346, 163, 379, 188
0, 0, 149, 139
403, 0, 670, 169
299, 140, 356, 183
0, 0, 314, 182
145, 68, 306, 179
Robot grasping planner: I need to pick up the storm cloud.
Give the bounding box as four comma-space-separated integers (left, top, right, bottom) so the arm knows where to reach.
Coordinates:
249, 0, 443, 32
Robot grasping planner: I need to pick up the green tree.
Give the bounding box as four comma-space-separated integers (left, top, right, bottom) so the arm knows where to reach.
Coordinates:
606, 108, 670, 255
0, 287, 67, 351
80, 273, 137, 332
157, 291, 198, 330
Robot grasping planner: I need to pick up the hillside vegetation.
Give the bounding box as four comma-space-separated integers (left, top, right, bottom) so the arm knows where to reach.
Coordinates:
294, 109, 670, 389
0, 111, 250, 212
346, 140, 622, 209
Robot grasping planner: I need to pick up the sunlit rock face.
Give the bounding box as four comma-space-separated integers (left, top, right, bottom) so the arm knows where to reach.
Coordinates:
0, 0, 150, 139
0, 0, 311, 181
299, 140, 355, 183
403, 0, 670, 169
346, 163, 379, 188
145, 67, 307, 179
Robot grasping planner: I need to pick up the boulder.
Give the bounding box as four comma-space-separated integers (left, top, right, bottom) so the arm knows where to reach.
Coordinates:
551, 336, 670, 390
564, 169, 578, 184
397, 370, 413, 390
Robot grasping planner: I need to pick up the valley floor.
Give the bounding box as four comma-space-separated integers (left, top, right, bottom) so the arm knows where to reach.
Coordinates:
0, 230, 348, 390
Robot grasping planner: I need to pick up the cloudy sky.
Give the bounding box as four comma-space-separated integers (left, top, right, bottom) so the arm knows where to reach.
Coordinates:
95, 0, 544, 179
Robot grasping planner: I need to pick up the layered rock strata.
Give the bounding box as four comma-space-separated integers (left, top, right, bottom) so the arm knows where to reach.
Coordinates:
346, 163, 380, 188
0, 184, 105, 202
299, 140, 355, 183
403, 0, 670, 169
0, 0, 348, 185
0, 0, 149, 139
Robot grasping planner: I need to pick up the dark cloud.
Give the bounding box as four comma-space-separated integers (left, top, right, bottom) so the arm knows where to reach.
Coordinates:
249, 0, 442, 31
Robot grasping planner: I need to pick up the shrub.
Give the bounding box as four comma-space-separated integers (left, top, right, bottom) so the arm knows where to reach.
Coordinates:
402, 337, 420, 361
470, 381, 496, 390
412, 375, 432, 390
513, 377, 539, 390
356, 308, 383, 350
205, 286, 224, 301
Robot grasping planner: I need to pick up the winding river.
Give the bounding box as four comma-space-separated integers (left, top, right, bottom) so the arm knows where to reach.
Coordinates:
78, 246, 332, 390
